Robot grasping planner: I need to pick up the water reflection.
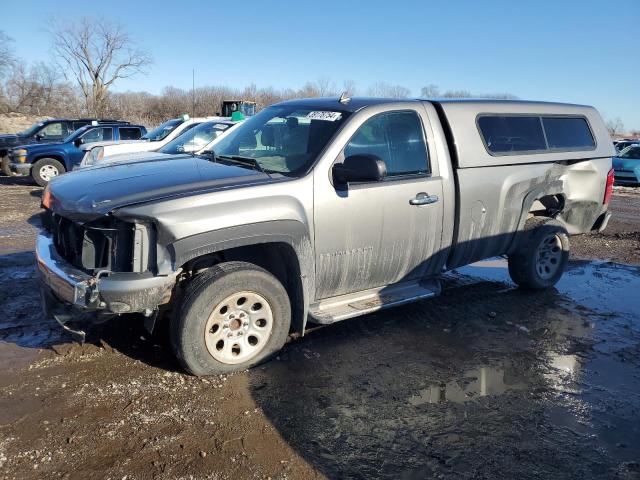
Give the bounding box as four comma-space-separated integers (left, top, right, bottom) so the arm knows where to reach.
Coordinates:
409, 363, 529, 405
409, 353, 583, 406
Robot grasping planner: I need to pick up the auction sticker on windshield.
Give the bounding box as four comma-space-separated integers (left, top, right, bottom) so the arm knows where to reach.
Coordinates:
307, 111, 342, 121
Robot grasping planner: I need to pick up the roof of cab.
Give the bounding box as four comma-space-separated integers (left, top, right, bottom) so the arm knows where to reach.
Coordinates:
276, 96, 591, 113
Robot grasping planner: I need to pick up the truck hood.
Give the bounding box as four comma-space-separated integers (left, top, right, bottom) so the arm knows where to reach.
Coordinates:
613, 157, 640, 172
0, 134, 25, 148
47, 155, 273, 222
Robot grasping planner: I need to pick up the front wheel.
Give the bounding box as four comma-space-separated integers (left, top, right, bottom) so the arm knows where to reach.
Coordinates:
508, 218, 570, 290
32, 158, 65, 187
171, 261, 291, 376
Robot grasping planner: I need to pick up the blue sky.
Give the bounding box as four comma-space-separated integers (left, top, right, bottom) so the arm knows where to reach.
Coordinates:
3, 0, 639, 129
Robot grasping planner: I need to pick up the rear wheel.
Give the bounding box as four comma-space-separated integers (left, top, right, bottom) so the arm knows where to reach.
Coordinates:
508, 218, 570, 290
32, 158, 65, 186
171, 261, 291, 376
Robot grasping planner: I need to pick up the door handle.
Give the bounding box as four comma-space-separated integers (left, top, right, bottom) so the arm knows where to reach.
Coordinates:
409, 192, 439, 205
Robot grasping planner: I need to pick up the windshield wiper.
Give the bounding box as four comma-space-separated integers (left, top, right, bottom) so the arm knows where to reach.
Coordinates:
217, 155, 271, 177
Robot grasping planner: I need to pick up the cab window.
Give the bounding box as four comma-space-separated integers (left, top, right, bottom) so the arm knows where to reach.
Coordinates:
344, 111, 430, 177
119, 127, 143, 140
81, 127, 113, 143
39, 122, 68, 139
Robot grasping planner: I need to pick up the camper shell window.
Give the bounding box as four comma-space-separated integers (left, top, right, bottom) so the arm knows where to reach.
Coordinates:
477, 114, 596, 155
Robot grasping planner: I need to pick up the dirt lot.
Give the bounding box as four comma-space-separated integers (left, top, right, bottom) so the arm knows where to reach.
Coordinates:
1, 177, 639, 480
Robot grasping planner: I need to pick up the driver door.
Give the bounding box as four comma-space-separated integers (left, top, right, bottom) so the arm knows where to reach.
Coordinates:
313, 108, 444, 300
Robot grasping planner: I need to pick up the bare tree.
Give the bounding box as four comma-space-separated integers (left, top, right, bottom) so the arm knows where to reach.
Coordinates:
0, 31, 15, 78
367, 81, 411, 98
420, 84, 440, 97
342, 79, 358, 96
49, 17, 152, 116
314, 76, 336, 97
606, 117, 625, 137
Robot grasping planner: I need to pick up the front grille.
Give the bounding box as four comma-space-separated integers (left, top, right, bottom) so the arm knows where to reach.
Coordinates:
43, 210, 134, 273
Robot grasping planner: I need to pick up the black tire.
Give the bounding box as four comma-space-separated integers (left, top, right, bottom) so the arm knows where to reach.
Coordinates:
171, 261, 291, 376
508, 218, 570, 290
1, 156, 16, 177
32, 158, 65, 187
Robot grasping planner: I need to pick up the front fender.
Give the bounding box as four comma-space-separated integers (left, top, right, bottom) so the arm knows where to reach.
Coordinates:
169, 220, 315, 333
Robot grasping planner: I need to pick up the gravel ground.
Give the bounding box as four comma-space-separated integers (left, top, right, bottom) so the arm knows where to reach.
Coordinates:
0, 177, 639, 480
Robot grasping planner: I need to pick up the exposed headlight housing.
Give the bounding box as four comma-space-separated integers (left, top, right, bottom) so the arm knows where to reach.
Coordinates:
12, 148, 28, 162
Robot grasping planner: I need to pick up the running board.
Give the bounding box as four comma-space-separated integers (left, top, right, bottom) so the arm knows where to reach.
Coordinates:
308, 278, 441, 325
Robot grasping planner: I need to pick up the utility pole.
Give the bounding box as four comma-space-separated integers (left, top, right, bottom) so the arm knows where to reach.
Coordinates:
192, 68, 195, 117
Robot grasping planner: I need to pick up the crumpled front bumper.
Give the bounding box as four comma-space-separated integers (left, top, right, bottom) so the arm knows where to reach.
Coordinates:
10, 162, 32, 176
36, 231, 179, 334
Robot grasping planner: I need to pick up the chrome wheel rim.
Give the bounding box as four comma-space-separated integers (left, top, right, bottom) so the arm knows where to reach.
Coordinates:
535, 234, 563, 280
39, 164, 59, 182
204, 291, 274, 364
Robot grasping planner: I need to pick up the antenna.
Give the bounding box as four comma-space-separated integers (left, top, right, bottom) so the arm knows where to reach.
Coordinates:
192, 68, 195, 117
339, 91, 351, 104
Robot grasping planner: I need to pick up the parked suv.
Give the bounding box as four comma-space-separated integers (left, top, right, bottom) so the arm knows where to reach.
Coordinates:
0, 118, 126, 176
85, 116, 223, 161
9, 122, 146, 186
79, 119, 241, 168
36, 97, 614, 376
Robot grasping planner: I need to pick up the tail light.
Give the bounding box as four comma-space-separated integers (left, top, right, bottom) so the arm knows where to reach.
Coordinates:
603, 168, 614, 205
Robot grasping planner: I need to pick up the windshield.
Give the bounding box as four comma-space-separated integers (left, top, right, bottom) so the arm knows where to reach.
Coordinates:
211, 105, 350, 176
159, 121, 232, 154
619, 146, 640, 159
142, 119, 183, 141
18, 122, 46, 137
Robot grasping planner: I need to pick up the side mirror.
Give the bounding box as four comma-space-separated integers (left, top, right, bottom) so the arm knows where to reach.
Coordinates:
35, 133, 44, 141
74, 137, 84, 147
332, 154, 387, 184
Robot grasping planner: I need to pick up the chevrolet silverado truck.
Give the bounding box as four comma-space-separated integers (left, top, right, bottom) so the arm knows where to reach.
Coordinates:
36, 97, 615, 376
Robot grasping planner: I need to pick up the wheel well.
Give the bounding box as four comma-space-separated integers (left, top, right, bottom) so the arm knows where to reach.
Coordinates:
529, 194, 565, 217
182, 242, 305, 334
34, 155, 67, 172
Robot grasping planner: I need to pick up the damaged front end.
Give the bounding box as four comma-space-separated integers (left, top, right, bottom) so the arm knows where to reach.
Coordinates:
36, 209, 179, 338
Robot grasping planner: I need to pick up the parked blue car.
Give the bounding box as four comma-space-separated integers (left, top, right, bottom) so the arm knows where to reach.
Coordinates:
9, 122, 147, 186
0, 118, 126, 176
613, 145, 640, 186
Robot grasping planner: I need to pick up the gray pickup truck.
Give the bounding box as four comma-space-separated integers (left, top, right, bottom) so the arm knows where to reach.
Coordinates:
37, 97, 615, 375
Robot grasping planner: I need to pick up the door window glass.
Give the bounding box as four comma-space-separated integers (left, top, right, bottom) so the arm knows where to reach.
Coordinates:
81, 127, 113, 143
344, 111, 430, 176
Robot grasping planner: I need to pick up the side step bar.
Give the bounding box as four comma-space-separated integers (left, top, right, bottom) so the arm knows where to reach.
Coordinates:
308, 278, 441, 325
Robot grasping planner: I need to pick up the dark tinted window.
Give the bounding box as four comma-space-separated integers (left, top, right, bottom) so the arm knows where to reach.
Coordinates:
478, 116, 546, 153
543, 117, 594, 149
345, 111, 429, 176
119, 127, 143, 140
619, 146, 640, 159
